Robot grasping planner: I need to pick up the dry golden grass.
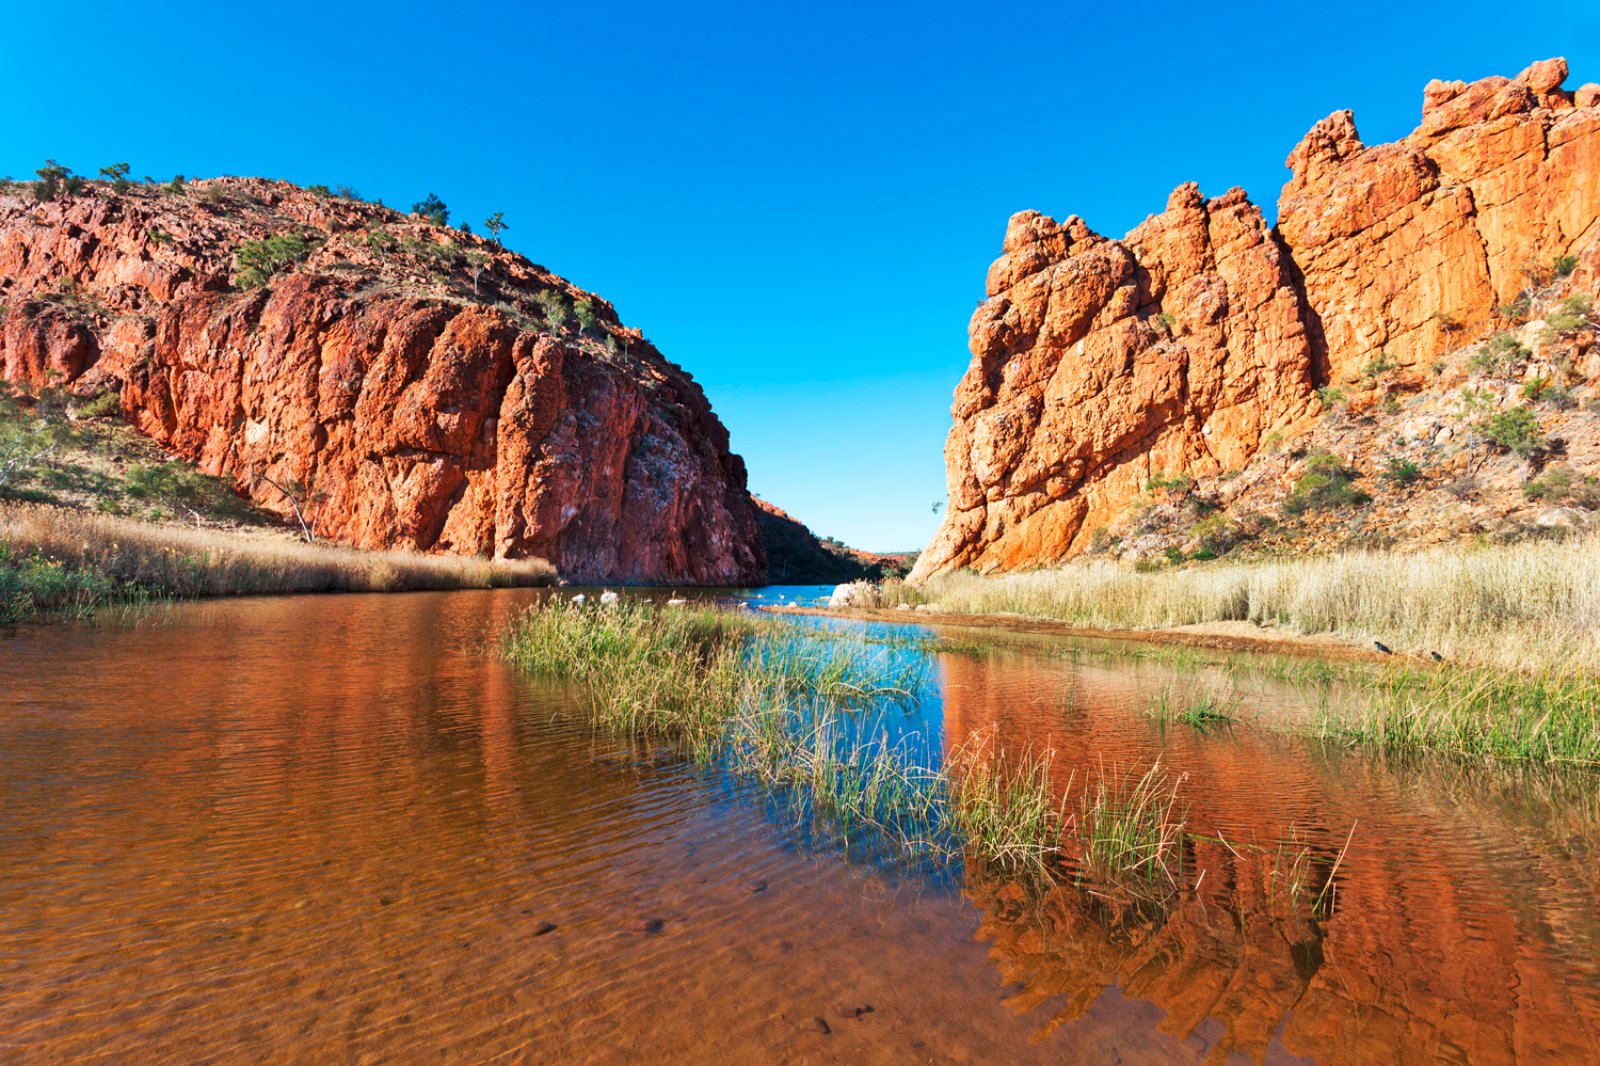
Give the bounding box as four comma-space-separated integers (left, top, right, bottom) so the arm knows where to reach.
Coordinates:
0, 501, 555, 597
892, 535, 1600, 674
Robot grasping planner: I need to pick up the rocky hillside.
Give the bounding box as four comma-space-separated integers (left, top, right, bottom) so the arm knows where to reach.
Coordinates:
0, 176, 765, 584
753, 497, 910, 583
915, 59, 1600, 578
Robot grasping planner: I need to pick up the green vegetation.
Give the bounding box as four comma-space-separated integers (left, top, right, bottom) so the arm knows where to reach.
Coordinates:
1070, 762, 1188, 891
1469, 331, 1531, 375
574, 298, 598, 333
1190, 513, 1244, 556
1540, 293, 1593, 344
0, 501, 553, 625
1523, 464, 1600, 508
0, 390, 76, 496
1494, 295, 1532, 323
879, 532, 1600, 675
33, 160, 87, 201
1282, 452, 1367, 515
1360, 352, 1398, 383
98, 162, 132, 193
1478, 405, 1544, 457
1317, 665, 1600, 766
484, 211, 508, 246
500, 601, 1192, 888
1315, 385, 1346, 412
1144, 471, 1195, 496
1521, 376, 1575, 408
124, 462, 256, 523
1552, 253, 1579, 278
1380, 457, 1422, 486
412, 192, 449, 226
1147, 687, 1238, 727
0, 539, 143, 625
536, 289, 573, 327
234, 233, 317, 288
1465, 329, 1529, 376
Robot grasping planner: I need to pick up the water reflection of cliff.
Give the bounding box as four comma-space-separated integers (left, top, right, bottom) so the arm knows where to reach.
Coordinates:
938, 648, 1600, 1064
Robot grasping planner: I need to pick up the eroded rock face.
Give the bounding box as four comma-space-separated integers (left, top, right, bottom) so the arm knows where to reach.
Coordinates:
0, 180, 764, 584
915, 59, 1600, 579
1281, 56, 1600, 384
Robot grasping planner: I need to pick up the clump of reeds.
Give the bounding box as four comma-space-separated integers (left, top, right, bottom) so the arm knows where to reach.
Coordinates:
1317, 664, 1600, 765
1146, 686, 1240, 727
501, 601, 1197, 891
1066, 761, 1189, 892
885, 534, 1600, 674
0, 501, 554, 617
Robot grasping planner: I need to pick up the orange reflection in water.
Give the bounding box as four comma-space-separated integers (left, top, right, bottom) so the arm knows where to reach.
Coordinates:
938, 646, 1600, 1063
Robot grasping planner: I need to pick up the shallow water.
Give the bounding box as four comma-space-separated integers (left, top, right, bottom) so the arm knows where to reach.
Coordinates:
1, 590, 1598, 1063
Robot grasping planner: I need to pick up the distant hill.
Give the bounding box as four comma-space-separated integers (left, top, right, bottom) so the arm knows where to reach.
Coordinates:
753, 497, 913, 584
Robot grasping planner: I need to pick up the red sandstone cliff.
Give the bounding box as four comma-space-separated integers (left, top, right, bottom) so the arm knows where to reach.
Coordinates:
0, 179, 764, 584
915, 59, 1600, 579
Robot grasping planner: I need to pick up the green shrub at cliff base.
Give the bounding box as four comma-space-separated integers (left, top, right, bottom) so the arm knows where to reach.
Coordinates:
1282, 452, 1368, 516
1479, 405, 1545, 458
1469, 331, 1531, 375
1, 392, 78, 496
125, 462, 255, 522
1540, 294, 1594, 343
234, 234, 317, 289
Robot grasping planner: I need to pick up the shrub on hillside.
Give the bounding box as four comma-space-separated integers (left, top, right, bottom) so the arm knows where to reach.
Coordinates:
1144, 472, 1195, 496
1524, 465, 1600, 509
1469, 332, 1530, 375
1478, 405, 1545, 458
1380, 457, 1422, 486
234, 234, 317, 288
1540, 294, 1594, 344
1190, 513, 1245, 555
33, 160, 86, 201
1283, 452, 1368, 516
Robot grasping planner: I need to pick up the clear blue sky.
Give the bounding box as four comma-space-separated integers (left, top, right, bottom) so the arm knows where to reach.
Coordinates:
4, 2, 1596, 550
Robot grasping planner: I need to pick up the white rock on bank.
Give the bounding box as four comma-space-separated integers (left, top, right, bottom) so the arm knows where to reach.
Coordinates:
828, 581, 879, 609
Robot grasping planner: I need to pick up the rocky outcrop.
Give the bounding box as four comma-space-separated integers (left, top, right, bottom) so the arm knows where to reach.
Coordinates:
0, 179, 764, 584
916, 59, 1600, 579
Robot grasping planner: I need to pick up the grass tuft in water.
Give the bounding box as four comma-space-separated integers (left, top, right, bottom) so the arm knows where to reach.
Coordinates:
1066, 761, 1189, 891
1146, 686, 1240, 727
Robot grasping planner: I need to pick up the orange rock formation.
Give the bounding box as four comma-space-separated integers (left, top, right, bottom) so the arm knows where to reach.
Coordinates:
0, 180, 764, 584
915, 59, 1600, 578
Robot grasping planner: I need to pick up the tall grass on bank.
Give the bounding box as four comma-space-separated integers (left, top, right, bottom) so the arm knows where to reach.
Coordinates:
886, 535, 1600, 674
0, 502, 554, 621
500, 601, 1195, 892
1318, 665, 1600, 766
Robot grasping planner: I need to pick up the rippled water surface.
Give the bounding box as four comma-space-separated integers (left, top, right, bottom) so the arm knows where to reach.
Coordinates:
2, 589, 1598, 1064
